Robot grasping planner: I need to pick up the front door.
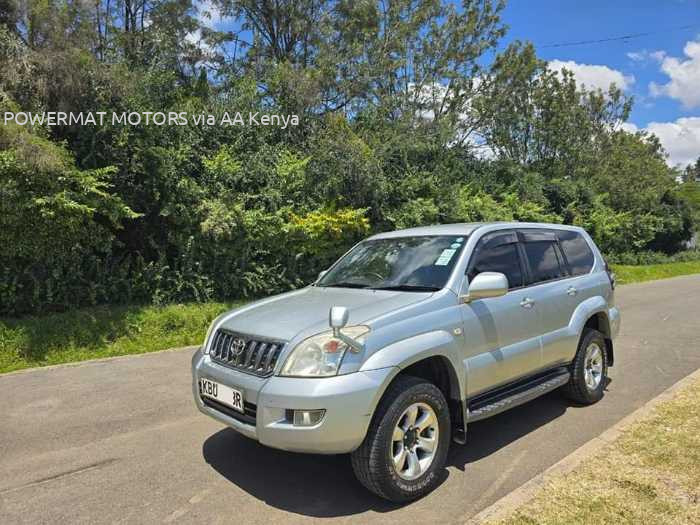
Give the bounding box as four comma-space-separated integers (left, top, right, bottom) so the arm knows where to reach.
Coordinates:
460, 231, 542, 397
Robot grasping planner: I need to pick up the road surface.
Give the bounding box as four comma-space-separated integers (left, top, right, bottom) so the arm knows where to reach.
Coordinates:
2, 275, 700, 524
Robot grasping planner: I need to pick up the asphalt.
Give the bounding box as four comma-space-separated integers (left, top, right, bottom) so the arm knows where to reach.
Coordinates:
1, 275, 700, 524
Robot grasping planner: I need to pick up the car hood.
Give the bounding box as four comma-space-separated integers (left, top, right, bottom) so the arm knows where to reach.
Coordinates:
220, 286, 432, 341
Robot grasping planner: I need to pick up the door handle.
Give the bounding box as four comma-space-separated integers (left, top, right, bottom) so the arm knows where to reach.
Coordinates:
520, 297, 534, 309
567, 286, 578, 296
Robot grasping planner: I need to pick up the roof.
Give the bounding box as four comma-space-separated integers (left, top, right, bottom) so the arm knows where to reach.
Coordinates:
368, 222, 485, 239
368, 221, 583, 240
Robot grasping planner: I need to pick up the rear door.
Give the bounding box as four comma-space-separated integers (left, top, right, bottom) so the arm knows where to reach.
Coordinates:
460, 230, 543, 396
517, 229, 583, 367
546, 229, 600, 364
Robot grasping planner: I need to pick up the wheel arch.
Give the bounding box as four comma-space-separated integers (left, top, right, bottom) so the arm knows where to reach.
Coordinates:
397, 355, 461, 401
362, 351, 464, 447
361, 330, 465, 401
569, 296, 615, 367
583, 311, 614, 367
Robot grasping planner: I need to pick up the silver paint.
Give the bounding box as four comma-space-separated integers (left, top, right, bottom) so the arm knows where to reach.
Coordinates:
192, 221, 620, 453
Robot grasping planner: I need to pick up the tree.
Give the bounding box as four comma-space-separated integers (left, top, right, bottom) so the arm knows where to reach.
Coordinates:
683, 157, 700, 183
475, 41, 632, 176
216, 0, 506, 138
0, 119, 136, 314
0, 0, 697, 316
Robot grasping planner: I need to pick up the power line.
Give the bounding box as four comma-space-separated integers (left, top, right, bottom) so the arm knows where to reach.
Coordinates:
540, 24, 697, 49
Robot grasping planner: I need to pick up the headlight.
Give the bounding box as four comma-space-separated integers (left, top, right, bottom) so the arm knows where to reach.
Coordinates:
280, 326, 369, 377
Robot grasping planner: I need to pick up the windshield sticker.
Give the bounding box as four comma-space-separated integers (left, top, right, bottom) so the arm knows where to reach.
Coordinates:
435, 249, 457, 266
456, 237, 464, 242
450, 243, 461, 249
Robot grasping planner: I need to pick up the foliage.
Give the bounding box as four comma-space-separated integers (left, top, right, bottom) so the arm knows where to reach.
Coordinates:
612, 261, 700, 286
288, 208, 370, 258
0, 122, 137, 314
3, 258, 698, 373
607, 249, 700, 266
677, 177, 700, 233
0, 301, 237, 373
0, 1, 697, 316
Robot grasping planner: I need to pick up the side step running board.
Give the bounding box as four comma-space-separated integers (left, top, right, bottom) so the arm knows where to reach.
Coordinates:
466, 368, 570, 423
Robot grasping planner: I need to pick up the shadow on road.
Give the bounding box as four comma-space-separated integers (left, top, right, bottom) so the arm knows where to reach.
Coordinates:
449, 390, 568, 470
202, 391, 570, 518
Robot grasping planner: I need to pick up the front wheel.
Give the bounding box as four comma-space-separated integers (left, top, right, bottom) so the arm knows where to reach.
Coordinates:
350, 375, 450, 502
562, 328, 608, 404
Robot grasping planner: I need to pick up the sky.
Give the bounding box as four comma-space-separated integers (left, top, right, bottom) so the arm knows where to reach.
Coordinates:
498, 0, 700, 167
196, 0, 700, 168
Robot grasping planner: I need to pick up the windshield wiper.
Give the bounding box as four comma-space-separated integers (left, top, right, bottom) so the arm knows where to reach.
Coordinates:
370, 284, 440, 292
319, 282, 369, 289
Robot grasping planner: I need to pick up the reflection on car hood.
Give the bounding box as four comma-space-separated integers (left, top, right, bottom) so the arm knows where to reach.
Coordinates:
220, 286, 431, 341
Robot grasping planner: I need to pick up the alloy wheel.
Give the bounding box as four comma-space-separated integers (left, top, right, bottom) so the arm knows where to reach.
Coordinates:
390, 402, 439, 480
584, 342, 604, 390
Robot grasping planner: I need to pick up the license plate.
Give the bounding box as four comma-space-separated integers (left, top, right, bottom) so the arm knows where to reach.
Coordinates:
199, 378, 244, 413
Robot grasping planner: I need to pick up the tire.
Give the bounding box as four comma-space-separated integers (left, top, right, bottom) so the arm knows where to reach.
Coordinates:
351, 375, 451, 502
562, 328, 608, 404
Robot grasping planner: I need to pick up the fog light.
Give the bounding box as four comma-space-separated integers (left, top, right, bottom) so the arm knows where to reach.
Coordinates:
291, 409, 326, 426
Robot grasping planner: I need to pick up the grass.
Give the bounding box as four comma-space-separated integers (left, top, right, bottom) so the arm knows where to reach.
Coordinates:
2, 259, 700, 374
0, 302, 240, 374
490, 376, 700, 525
611, 260, 700, 285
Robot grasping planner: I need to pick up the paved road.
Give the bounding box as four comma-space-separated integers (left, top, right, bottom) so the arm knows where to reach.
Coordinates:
2, 275, 700, 524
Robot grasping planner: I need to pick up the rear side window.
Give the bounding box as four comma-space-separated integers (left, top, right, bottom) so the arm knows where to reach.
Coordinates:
557, 230, 595, 276
468, 242, 523, 289
523, 241, 566, 283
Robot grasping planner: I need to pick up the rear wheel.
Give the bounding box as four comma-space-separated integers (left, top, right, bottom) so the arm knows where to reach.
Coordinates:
351, 375, 450, 502
562, 328, 608, 404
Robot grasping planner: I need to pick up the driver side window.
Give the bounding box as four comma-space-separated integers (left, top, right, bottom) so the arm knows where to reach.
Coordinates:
467, 237, 524, 290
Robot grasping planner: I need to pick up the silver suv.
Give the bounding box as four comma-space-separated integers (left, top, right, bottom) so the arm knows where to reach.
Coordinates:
192, 222, 620, 501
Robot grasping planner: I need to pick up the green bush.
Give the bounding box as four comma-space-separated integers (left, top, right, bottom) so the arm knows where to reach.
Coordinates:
0, 124, 137, 315
607, 249, 700, 266
1, 9, 698, 318
0, 302, 235, 373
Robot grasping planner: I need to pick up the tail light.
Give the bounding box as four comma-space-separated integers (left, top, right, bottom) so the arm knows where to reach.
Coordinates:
604, 260, 616, 290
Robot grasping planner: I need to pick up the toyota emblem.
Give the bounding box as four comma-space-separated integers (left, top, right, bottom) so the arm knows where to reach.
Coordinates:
231, 337, 246, 356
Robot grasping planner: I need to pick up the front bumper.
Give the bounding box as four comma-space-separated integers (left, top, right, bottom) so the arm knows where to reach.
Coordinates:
191, 348, 397, 454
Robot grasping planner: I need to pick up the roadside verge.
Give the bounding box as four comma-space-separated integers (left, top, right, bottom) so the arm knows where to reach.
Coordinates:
0, 345, 198, 376
468, 366, 700, 524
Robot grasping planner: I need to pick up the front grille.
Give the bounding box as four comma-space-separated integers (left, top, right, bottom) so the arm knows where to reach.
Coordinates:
202, 397, 257, 426
209, 329, 285, 377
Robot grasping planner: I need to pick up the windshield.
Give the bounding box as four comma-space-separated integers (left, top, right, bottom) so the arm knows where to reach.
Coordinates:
317, 235, 468, 291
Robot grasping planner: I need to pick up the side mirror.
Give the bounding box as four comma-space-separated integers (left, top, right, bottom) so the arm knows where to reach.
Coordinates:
329, 306, 349, 332
316, 269, 328, 283
328, 306, 363, 352
461, 272, 508, 303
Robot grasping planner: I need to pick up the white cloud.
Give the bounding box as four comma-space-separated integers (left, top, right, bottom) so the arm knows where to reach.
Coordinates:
185, 0, 225, 63
626, 50, 666, 63
408, 80, 475, 129
649, 39, 700, 109
185, 29, 200, 45
623, 118, 700, 167
549, 59, 635, 91
646, 117, 700, 167
650, 50, 667, 62
195, 0, 223, 28
184, 28, 218, 70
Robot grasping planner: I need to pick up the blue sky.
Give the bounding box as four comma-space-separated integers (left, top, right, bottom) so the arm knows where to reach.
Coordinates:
500, 1, 698, 125
198, 0, 700, 167
499, 0, 700, 166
